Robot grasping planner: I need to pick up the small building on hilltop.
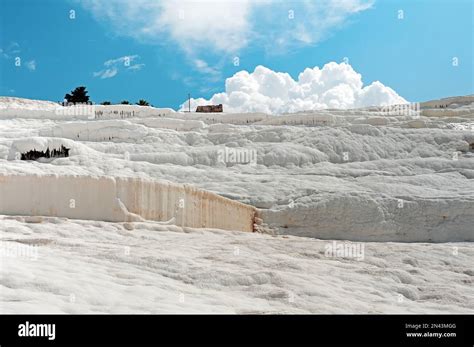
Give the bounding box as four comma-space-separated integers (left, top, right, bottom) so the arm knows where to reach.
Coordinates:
196, 104, 223, 113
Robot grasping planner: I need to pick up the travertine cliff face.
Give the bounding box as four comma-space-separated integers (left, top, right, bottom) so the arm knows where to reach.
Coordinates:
0, 174, 256, 232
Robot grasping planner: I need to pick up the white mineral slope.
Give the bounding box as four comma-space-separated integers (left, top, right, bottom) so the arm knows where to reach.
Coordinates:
1, 96, 474, 314
0, 97, 473, 241
0, 97, 174, 120
0, 216, 473, 314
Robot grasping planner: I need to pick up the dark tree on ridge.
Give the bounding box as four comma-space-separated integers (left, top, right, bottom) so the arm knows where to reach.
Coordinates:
136, 99, 150, 106
64, 86, 90, 104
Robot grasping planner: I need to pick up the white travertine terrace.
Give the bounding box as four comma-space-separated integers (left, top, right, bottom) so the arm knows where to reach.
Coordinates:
0, 174, 256, 232
1, 96, 473, 242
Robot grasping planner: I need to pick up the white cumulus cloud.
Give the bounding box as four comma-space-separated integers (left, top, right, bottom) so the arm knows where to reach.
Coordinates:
179, 62, 407, 114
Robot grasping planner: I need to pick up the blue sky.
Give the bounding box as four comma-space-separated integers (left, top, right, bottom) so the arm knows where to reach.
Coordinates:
0, 0, 472, 110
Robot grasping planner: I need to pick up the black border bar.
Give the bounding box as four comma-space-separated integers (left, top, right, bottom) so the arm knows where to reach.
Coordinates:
0, 314, 473, 345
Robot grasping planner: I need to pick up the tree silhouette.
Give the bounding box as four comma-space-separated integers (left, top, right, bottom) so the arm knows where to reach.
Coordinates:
136, 99, 150, 106
120, 100, 130, 105
64, 86, 90, 104
101, 101, 111, 105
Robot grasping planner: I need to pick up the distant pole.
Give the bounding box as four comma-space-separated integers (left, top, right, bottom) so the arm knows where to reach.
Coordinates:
188, 93, 191, 113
